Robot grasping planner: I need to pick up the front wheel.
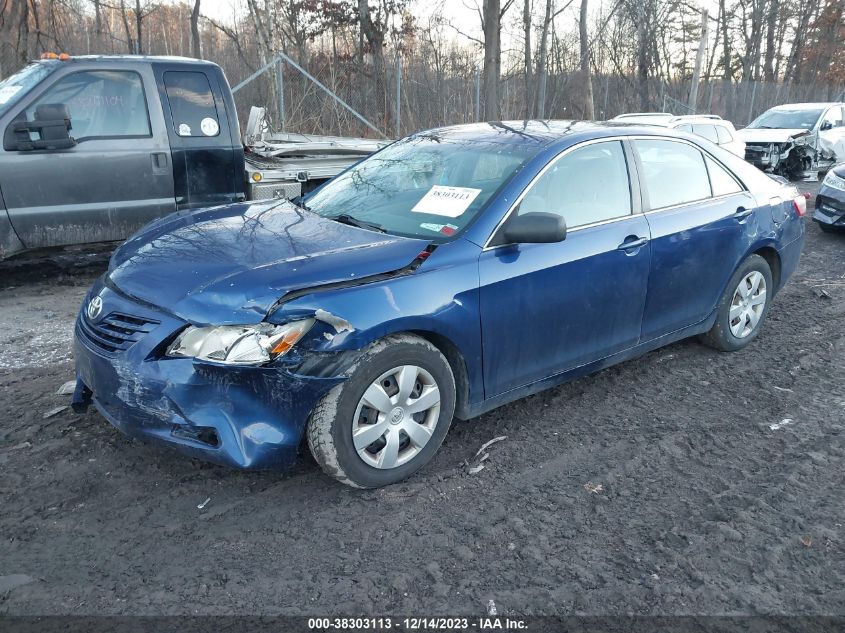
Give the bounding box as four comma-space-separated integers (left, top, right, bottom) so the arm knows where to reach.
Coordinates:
307, 334, 456, 488
701, 254, 773, 352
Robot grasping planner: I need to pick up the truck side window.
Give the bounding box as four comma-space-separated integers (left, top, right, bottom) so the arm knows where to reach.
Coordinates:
26, 70, 150, 140
716, 125, 733, 144
163, 71, 219, 137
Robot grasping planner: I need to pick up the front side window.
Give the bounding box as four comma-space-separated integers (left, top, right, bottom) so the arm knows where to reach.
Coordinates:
26, 70, 150, 139
692, 124, 719, 144
634, 139, 710, 209
516, 141, 632, 228
821, 107, 843, 129
164, 71, 219, 137
304, 134, 537, 241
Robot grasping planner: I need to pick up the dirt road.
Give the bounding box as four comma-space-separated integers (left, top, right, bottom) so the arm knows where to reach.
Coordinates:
1, 186, 843, 616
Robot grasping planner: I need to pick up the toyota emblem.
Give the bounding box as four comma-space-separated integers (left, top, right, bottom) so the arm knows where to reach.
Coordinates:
87, 295, 103, 320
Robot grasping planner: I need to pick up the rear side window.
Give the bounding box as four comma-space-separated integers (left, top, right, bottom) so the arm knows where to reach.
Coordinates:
26, 70, 150, 139
518, 140, 631, 228
634, 139, 710, 209
716, 125, 733, 144
163, 71, 219, 137
692, 124, 719, 143
705, 156, 743, 196
676, 124, 693, 133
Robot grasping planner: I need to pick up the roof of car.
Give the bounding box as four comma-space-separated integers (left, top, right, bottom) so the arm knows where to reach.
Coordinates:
35, 54, 217, 66
769, 102, 845, 110
420, 120, 600, 145
418, 119, 699, 147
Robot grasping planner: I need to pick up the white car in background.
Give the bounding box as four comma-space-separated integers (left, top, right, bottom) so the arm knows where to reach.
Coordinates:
610, 113, 745, 158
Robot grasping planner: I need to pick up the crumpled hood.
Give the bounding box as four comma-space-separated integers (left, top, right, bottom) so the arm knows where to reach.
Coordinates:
738, 128, 810, 144
108, 201, 429, 324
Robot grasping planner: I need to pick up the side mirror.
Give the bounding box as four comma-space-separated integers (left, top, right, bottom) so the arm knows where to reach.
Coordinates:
4, 103, 75, 151
820, 121, 833, 131
502, 212, 567, 244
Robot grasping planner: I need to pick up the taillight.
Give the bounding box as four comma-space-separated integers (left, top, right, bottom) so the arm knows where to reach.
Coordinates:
793, 195, 807, 217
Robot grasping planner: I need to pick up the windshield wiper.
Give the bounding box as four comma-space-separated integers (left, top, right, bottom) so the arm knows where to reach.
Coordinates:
289, 195, 311, 211
330, 214, 386, 233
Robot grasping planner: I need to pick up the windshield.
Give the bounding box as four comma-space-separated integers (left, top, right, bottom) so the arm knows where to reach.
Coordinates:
303, 134, 538, 241
0, 62, 57, 117
747, 108, 824, 130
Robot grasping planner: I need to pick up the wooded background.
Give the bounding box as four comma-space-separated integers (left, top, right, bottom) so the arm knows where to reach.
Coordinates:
1, 0, 843, 138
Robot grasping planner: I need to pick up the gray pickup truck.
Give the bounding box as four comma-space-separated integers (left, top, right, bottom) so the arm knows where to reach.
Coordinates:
0, 55, 386, 259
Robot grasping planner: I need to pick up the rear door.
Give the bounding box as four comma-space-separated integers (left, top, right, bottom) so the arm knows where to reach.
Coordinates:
479, 140, 652, 396
634, 138, 756, 340
154, 64, 243, 209
0, 65, 175, 248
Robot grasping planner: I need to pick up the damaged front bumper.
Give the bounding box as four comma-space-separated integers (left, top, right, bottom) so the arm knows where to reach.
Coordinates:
73, 280, 345, 470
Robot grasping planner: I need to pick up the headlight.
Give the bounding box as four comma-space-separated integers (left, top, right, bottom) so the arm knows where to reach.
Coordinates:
166, 319, 314, 365
823, 170, 845, 192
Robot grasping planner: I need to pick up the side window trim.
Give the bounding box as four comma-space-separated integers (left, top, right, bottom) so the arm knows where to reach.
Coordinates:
484, 138, 636, 249
17, 68, 153, 144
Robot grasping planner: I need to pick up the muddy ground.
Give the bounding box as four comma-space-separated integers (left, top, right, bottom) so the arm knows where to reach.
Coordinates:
0, 184, 843, 617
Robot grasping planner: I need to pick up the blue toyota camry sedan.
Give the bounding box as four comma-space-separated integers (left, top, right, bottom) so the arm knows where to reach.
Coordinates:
73, 121, 806, 487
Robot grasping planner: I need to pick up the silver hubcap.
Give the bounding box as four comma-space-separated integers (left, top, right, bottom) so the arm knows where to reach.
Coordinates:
729, 271, 766, 338
352, 365, 441, 469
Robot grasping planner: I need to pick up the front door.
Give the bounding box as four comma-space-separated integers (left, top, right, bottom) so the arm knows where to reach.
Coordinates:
0, 66, 175, 248
479, 140, 652, 397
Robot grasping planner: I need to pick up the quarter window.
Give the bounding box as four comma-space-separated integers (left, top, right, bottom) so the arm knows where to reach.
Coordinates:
692, 124, 719, 144
26, 70, 150, 139
634, 139, 710, 209
705, 156, 743, 196
517, 141, 631, 228
163, 71, 219, 137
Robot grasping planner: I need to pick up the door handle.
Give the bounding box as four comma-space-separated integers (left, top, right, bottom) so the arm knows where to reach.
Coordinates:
151, 152, 169, 175
734, 206, 753, 220
617, 236, 649, 251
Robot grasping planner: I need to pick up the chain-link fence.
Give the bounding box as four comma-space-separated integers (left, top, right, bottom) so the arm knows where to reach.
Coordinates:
227, 51, 845, 140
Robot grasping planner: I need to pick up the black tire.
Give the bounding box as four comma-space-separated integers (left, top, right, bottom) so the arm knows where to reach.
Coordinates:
701, 254, 774, 352
306, 334, 455, 488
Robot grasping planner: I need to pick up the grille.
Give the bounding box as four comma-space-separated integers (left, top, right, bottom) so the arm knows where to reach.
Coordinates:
78, 312, 160, 354
250, 181, 302, 201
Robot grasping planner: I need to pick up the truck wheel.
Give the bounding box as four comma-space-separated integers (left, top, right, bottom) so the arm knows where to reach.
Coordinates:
306, 334, 455, 488
701, 254, 773, 352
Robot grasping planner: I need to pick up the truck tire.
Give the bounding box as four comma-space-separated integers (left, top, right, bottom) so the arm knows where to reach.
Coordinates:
307, 334, 455, 488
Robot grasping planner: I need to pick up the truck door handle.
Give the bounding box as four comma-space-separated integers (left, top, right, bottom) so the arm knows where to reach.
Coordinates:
151, 152, 168, 175
734, 206, 753, 220
617, 236, 649, 251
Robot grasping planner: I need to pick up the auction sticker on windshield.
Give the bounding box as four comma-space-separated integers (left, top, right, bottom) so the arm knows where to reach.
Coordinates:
412, 185, 481, 217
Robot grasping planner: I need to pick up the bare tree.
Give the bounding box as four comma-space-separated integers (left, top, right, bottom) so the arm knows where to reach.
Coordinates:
190, 0, 201, 59
579, 0, 594, 119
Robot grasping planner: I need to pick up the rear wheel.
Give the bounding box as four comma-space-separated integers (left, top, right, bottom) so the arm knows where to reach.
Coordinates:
307, 334, 455, 488
701, 254, 773, 352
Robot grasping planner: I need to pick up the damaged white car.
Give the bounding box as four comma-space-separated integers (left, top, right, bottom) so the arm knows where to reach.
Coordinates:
739, 102, 845, 180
